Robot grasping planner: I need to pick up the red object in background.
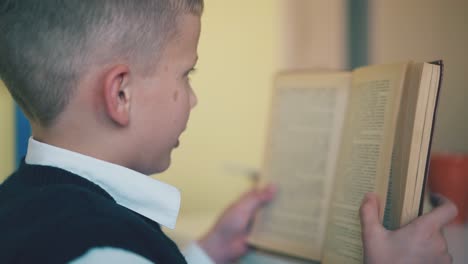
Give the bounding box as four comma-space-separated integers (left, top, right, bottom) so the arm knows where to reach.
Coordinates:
428, 153, 468, 224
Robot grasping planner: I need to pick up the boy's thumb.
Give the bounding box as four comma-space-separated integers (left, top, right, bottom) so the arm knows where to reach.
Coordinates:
246, 184, 277, 214
359, 193, 383, 239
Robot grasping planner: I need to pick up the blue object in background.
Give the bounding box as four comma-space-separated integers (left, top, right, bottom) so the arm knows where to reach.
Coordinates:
348, 0, 369, 69
15, 104, 31, 167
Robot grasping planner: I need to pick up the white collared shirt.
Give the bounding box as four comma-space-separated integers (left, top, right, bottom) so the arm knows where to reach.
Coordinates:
25, 138, 214, 264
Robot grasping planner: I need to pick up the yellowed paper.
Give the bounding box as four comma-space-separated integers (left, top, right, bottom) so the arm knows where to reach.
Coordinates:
249, 73, 350, 261
322, 63, 407, 264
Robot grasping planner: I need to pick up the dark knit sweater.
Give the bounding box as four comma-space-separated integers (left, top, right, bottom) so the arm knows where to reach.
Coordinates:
0, 162, 188, 264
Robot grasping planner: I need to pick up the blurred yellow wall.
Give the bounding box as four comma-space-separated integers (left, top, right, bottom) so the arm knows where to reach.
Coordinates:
0, 81, 14, 181
156, 0, 280, 214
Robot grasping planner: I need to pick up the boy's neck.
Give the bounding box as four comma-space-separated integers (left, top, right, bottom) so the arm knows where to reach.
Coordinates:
31, 122, 136, 173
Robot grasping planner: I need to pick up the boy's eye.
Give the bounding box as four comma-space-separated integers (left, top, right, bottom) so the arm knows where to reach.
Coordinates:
185, 68, 197, 78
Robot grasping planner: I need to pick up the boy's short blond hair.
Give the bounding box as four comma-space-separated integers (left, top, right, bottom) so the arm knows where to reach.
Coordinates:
0, 0, 203, 126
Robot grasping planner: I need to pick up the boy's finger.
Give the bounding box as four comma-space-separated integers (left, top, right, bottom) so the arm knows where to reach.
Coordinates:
421, 194, 458, 228
237, 184, 276, 217
250, 184, 277, 212
257, 184, 277, 203
359, 193, 383, 238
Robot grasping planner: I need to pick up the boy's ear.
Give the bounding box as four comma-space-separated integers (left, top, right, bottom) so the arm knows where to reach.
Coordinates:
103, 65, 131, 126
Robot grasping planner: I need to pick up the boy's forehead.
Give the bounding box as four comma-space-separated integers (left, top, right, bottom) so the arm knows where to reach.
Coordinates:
160, 14, 201, 64
175, 14, 201, 49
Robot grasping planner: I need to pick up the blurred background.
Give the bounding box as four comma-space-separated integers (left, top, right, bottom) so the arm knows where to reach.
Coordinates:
1, 0, 467, 262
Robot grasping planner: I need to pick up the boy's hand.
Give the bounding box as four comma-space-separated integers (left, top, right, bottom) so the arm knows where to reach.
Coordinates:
198, 185, 276, 264
360, 193, 457, 264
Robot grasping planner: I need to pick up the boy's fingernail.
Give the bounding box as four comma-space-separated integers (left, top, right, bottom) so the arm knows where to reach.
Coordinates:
362, 193, 371, 203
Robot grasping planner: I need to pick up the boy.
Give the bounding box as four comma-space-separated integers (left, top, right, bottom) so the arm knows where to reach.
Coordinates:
0, 0, 456, 263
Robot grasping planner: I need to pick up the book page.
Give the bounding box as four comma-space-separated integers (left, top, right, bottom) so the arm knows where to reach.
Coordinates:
383, 63, 426, 230
384, 63, 441, 229
372, 63, 440, 230
249, 72, 350, 261
409, 64, 440, 221
322, 63, 408, 264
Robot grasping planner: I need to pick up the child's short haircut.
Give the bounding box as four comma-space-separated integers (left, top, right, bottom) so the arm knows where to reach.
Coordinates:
0, 0, 203, 126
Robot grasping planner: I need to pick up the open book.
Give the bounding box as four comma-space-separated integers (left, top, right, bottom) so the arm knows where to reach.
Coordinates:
248, 61, 443, 263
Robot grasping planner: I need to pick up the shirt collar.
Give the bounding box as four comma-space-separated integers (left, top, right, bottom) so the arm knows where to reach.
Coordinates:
25, 138, 181, 229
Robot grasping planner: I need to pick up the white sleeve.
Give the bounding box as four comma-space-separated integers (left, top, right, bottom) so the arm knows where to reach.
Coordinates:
183, 242, 215, 264
68, 247, 153, 264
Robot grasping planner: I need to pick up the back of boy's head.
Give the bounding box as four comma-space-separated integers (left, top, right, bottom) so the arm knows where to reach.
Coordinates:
0, 0, 203, 127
